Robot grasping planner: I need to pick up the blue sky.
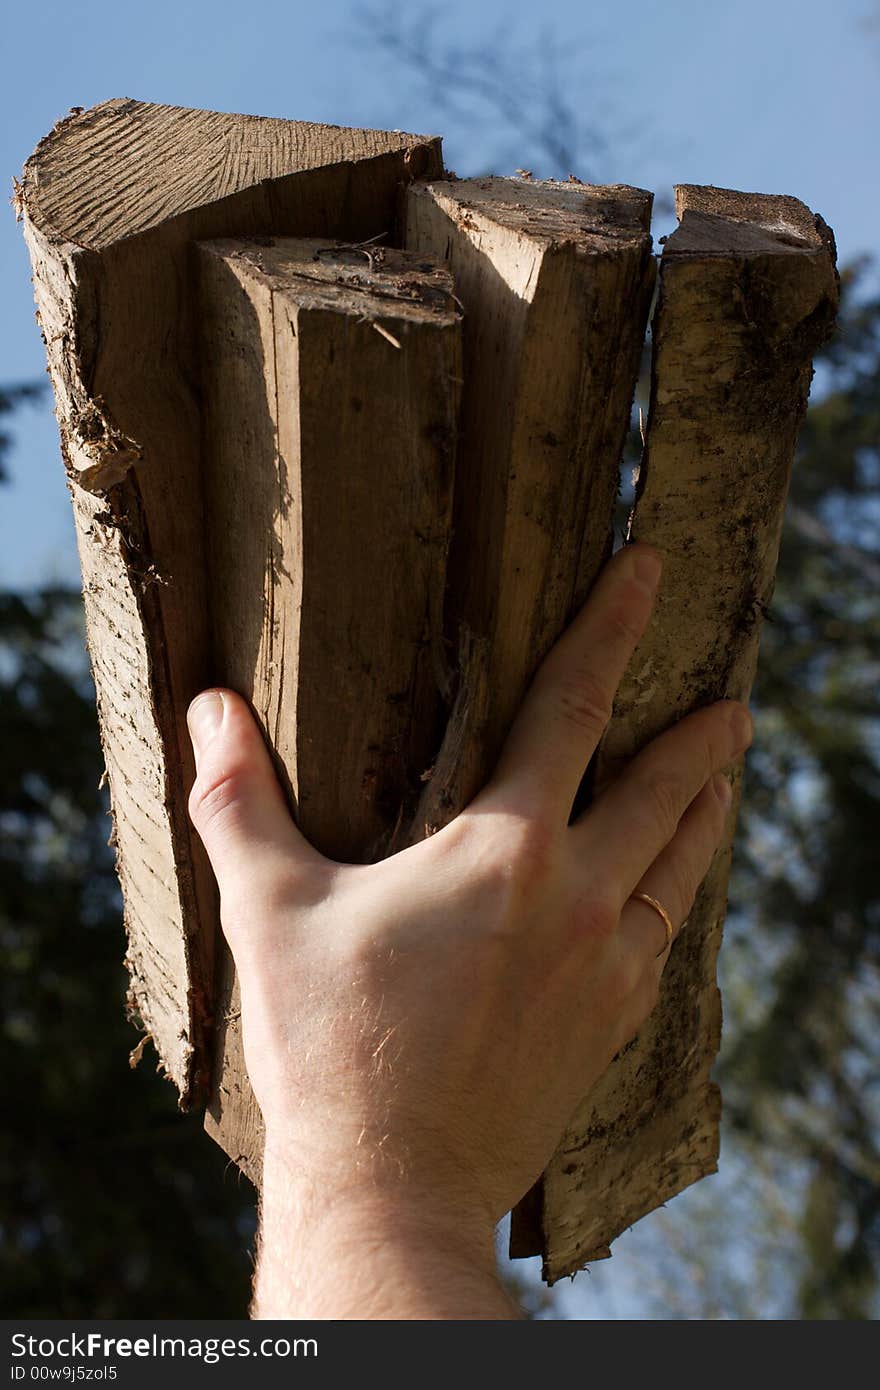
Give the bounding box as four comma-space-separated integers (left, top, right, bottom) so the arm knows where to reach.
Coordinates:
1, 0, 877, 1317
2, 0, 877, 586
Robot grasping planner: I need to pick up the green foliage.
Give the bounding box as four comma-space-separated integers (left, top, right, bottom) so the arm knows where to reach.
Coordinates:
715, 260, 880, 1319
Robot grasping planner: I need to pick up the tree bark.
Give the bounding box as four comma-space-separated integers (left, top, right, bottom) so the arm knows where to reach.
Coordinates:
533, 185, 839, 1282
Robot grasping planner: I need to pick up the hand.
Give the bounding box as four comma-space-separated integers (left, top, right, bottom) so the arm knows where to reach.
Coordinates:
186, 541, 752, 1318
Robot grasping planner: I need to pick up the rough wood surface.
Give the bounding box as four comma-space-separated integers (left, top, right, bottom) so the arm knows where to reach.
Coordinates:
18, 99, 443, 1105
22, 105, 840, 1282
535, 185, 839, 1282
401, 177, 655, 842
196, 237, 461, 1170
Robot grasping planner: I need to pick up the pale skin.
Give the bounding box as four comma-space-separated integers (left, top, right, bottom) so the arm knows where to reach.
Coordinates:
185, 541, 753, 1319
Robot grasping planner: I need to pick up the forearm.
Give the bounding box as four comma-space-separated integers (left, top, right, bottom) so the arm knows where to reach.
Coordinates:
252, 1144, 522, 1320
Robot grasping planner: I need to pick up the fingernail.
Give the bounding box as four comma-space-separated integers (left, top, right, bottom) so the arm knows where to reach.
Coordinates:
713, 772, 733, 809
730, 704, 754, 752
630, 545, 663, 593
187, 691, 224, 762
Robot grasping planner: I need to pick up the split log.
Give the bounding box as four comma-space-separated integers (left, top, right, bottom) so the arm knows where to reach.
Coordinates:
532, 185, 839, 1282
18, 99, 443, 1106
195, 236, 462, 1169
400, 176, 656, 840
403, 176, 660, 1258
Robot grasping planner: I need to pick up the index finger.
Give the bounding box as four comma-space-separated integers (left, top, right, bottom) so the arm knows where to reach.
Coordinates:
484, 542, 663, 823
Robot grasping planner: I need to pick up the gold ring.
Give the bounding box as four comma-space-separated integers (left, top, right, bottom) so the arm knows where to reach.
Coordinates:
630, 891, 674, 958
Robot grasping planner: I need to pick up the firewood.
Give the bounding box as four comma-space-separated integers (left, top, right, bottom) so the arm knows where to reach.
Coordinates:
401, 176, 655, 840
195, 235, 461, 1169
18, 99, 442, 1104
534, 185, 839, 1281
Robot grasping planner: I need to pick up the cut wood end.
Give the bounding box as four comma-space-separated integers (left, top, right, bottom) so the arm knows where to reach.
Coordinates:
671, 184, 836, 258
409, 175, 653, 249
197, 237, 462, 329
661, 184, 839, 354
19, 98, 443, 250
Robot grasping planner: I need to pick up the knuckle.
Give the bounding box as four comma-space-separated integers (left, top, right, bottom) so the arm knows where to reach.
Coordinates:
552, 669, 613, 737
644, 768, 684, 840
503, 817, 559, 886
475, 815, 560, 918
604, 592, 646, 645
188, 766, 249, 838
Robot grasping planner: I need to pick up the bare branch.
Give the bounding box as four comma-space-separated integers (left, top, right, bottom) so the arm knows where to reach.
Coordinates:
351, 0, 610, 179
785, 500, 880, 589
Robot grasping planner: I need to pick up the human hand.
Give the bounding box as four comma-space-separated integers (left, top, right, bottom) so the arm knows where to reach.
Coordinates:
186, 541, 752, 1317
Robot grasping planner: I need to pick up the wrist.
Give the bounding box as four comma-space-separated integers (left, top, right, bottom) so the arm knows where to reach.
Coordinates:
254, 1141, 520, 1320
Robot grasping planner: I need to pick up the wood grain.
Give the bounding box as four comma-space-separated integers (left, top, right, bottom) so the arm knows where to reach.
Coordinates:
401, 177, 656, 841
19, 100, 443, 1105
195, 237, 461, 1169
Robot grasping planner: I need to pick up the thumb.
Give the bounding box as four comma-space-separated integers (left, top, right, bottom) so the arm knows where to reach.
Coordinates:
186, 688, 323, 907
